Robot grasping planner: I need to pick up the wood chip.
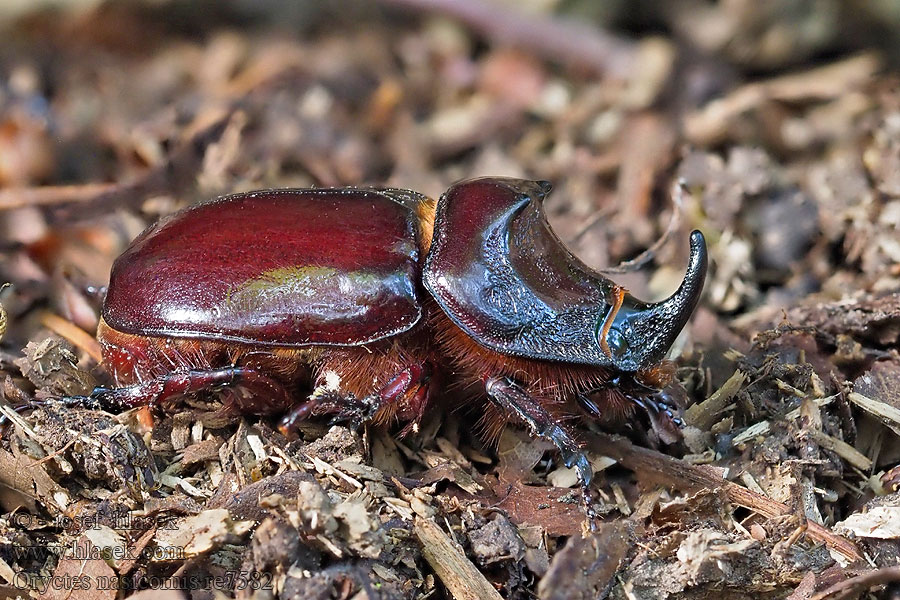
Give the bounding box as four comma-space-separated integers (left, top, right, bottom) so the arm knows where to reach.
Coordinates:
154, 508, 252, 561
806, 430, 872, 471
181, 438, 223, 465
0, 285, 8, 343
0, 554, 15, 585
835, 506, 900, 539
39, 312, 102, 364
685, 369, 746, 430
0, 446, 69, 514
810, 567, 900, 600
538, 521, 631, 600
848, 392, 900, 438
414, 517, 504, 600
615, 113, 676, 243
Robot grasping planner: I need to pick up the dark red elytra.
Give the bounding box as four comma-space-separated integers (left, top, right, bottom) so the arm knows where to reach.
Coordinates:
89, 177, 707, 520
103, 188, 423, 347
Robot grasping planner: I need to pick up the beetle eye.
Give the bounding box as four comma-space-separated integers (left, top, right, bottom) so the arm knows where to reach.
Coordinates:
603, 327, 628, 358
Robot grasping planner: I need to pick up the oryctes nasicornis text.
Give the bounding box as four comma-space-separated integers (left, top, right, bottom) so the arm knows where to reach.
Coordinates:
78, 177, 707, 519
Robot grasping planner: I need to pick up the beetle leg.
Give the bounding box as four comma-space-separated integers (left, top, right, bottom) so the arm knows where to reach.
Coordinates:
576, 375, 684, 447
629, 390, 682, 427
629, 388, 684, 445
483, 375, 599, 529
58, 367, 292, 414
278, 390, 378, 434
279, 362, 433, 435
373, 362, 433, 431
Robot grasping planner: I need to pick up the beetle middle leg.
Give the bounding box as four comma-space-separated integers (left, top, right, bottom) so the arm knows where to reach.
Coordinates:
483, 375, 600, 528
279, 362, 433, 435
57, 366, 293, 415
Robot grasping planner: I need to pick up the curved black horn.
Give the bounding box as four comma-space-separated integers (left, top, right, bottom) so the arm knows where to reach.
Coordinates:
658, 230, 708, 329
621, 230, 708, 369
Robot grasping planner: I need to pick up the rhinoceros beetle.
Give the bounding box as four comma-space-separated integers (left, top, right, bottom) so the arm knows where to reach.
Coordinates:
76, 177, 706, 519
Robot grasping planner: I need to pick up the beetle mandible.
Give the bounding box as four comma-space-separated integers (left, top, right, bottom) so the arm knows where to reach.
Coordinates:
76, 177, 707, 517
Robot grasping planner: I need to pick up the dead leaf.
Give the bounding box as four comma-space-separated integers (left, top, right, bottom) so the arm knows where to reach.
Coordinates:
41, 534, 117, 600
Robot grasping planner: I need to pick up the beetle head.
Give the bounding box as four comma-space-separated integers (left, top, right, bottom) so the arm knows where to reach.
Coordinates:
423, 176, 707, 374
597, 230, 707, 372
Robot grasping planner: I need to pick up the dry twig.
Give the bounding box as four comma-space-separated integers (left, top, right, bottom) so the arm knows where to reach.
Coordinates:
585, 432, 863, 563
810, 566, 900, 600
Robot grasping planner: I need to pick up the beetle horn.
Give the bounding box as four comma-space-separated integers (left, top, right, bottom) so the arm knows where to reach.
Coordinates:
660, 230, 707, 324
652, 230, 707, 348
621, 230, 708, 368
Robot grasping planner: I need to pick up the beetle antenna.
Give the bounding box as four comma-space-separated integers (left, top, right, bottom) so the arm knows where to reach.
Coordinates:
600, 177, 686, 275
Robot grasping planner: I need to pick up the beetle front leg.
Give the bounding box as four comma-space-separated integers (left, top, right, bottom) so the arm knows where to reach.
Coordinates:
484, 376, 599, 527
578, 375, 684, 445
57, 367, 293, 415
